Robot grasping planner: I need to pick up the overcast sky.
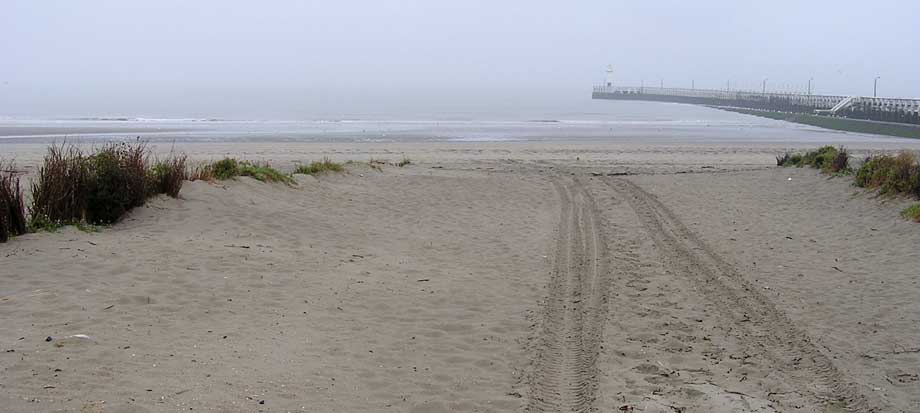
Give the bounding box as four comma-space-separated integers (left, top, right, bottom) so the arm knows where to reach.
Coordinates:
1, 0, 918, 119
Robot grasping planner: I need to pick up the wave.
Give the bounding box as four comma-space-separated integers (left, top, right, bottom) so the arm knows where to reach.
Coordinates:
70, 117, 233, 122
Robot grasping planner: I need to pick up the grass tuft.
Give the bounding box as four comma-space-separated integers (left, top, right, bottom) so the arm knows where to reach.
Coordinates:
368, 157, 386, 171
776, 153, 791, 166
83, 142, 151, 224
239, 162, 294, 184
191, 158, 293, 184
149, 152, 188, 197
854, 151, 920, 196
189, 163, 215, 182
295, 157, 344, 175
901, 204, 920, 222
778, 146, 850, 174
27, 140, 192, 230
29, 143, 89, 227
1, 161, 28, 243
828, 147, 851, 174
397, 156, 412, 167
209, 158, 241, 180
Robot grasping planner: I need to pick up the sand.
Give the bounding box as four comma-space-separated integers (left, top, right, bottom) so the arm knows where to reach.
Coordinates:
2, 142, 920, 412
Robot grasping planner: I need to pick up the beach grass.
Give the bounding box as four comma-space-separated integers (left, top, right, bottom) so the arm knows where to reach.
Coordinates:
194, 158, 293, 184
0, 161, 28, 242
209, 158, 242, 180
777, 146, 851, 174
149, 153, 188, 197
781, 147, 920, 222
853, 151, 920, 196
901, 204, 920, 222
777, 146, 920, 222
82, 142, 151, 223
26, 141, 193, 231
397, 156, 412, 167
295, 158, 344, 175
29, 143, 89, 228
367, 157, 386, 171
239, 162, 294, 184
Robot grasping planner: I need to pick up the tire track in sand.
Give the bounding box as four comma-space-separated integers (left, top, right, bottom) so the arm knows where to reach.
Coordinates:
604, 177, 870, 412
527, 177, 610, 412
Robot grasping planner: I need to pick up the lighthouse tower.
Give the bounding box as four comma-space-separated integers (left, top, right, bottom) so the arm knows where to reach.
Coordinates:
605, 65, 615, 88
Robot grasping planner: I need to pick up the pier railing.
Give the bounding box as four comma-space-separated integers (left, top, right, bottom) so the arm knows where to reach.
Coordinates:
592, 85, 920, 125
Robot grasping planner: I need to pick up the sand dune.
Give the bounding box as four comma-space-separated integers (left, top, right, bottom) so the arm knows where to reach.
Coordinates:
2, 148, 920, 412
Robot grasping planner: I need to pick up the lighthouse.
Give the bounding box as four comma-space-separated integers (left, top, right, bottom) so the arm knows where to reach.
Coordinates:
605, 65, 615, 88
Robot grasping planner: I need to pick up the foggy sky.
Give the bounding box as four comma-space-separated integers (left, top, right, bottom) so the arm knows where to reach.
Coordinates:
2, 0, 918, 119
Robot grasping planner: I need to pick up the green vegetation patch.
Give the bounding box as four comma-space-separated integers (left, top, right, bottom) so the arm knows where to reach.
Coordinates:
18, 141, 188, 239
149, 153, 188, 197
239, 162, 294, 184
901, 204, 920, 222
194, 158, 293, 184
777, 146, 851, 174
295, 158, 344, 175
854, 152, 920, 196
209, 158, 242, 180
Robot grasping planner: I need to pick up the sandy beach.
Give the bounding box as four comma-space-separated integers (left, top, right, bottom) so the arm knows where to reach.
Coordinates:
7, 0, 920, 410
1, 139, 919, 412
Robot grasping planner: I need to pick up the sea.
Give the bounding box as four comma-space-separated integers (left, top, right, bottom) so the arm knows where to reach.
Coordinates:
1, 100, 917, 146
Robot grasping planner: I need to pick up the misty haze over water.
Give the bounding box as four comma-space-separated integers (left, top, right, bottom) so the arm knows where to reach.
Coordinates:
3, 1, 920, 121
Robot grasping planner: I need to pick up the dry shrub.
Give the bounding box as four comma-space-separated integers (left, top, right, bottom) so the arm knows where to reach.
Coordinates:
828, 146, 850, 174
295, 157, 343, 175
776, 152, 791, 166
188, 163, 215, 182
1, 162, 28, 242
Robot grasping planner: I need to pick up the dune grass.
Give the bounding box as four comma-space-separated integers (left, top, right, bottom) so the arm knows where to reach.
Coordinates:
901, 204, 920, 222
27, 141, 188, 231
29, 143, 89, 227
239, 162, 294, 184
367, 157, 386, 171
853, 151, 920, 196
295, 157, 344, 175
779, 147, 920, 223
1, 161, 28, 242
149, 153, 188, 197
397, 156, 412, 167
194, 158, 293, 184
781, 147, 920, 195
208, 158, 242, 180
777, 145, 851, 174
4, 143, 312, 243
82, 142, 151, 223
